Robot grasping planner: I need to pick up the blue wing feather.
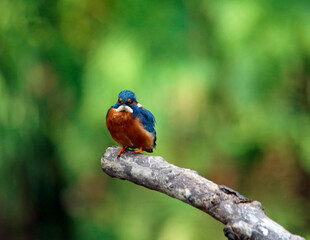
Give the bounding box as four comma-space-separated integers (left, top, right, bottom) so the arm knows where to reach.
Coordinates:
132, 106, 156, 145
138, 108, 156, 132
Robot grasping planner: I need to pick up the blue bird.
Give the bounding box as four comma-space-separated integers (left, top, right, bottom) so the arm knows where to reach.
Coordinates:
106, 90, 156, 157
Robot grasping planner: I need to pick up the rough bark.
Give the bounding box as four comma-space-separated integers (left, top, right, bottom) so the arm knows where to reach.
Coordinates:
101, 146, 305, 240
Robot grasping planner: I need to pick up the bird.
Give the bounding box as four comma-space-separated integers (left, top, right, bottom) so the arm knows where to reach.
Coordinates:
106, 90, 156, 157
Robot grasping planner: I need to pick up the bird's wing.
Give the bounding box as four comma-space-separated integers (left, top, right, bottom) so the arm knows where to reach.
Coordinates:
139, 107, 156, 147
134, 107, 156, 134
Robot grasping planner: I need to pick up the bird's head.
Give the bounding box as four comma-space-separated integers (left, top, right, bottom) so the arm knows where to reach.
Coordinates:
114, 90, 141, 113
117, 90, 137, 105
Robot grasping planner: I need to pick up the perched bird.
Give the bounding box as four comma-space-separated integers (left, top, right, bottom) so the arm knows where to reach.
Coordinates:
106, 90, 156, 157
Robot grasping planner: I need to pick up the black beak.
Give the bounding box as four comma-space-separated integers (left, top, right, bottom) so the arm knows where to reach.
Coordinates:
118, 99, 126, 105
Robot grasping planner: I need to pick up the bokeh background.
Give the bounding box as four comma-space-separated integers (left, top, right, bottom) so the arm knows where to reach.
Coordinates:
1, 0, 310, 239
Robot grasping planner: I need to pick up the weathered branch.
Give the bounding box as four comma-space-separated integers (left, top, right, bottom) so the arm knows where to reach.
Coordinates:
101, 146, 305, 240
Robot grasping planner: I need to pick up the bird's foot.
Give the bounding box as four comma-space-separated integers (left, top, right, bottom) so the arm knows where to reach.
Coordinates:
117, 147, 127, 157
134, 147, 143, 154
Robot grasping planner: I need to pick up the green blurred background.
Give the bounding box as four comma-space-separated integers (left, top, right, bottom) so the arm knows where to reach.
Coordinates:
1, 0, 310, 239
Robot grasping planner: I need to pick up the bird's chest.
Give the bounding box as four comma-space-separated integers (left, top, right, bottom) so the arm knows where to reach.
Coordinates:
106, 108, 136, 132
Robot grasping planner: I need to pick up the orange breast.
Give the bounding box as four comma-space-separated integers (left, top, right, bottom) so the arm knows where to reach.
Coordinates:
106, 108, 155, 151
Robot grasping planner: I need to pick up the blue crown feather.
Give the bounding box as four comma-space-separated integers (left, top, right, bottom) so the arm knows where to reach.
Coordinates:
118, 90, 137, 102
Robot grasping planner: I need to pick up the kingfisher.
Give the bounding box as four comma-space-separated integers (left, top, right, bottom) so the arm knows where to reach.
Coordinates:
106, 90, 156, 157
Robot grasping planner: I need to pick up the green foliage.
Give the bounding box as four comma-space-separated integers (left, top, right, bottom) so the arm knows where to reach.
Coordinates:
1, 0, 310, 239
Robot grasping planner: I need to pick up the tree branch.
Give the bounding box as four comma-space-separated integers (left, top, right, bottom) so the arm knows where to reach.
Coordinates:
101, 146, 305, 240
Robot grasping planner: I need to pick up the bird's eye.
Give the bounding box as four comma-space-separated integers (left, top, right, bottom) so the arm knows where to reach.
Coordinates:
118, 98, 122, 103
128, 98, 132, 104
